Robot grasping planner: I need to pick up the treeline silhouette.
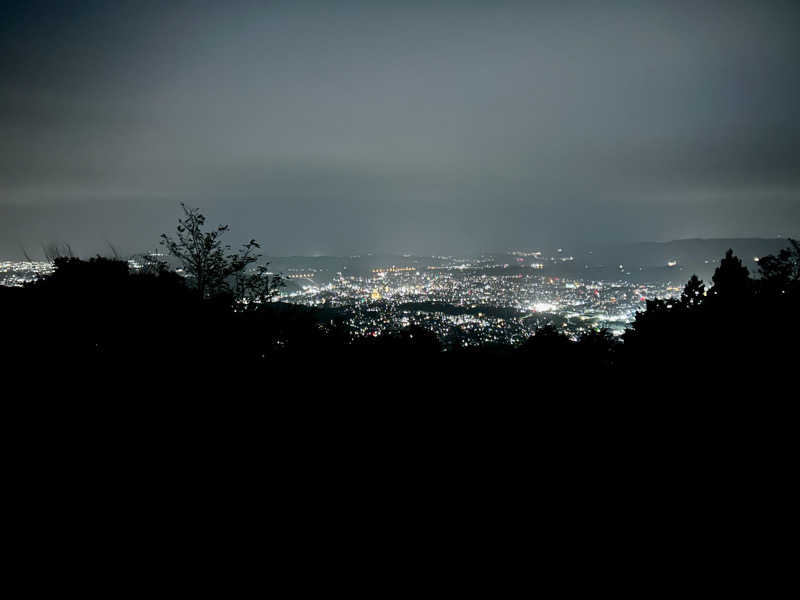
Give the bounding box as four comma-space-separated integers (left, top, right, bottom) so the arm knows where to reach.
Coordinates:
2, 208, 797, 400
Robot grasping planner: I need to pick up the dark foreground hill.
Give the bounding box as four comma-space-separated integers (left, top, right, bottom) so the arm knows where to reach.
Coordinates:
3, 244, 796, 571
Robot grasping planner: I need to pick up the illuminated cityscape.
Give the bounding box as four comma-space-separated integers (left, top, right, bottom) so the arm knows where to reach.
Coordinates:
0, 261, 53, 287
8, 236, 782, 349
281, 258, 679, 347
0, 251, 681, 347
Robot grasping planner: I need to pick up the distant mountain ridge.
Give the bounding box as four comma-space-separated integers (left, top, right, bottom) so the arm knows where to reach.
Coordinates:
594, 237, 787, 262
490, 237, 788, 284
257, 237, 794, 286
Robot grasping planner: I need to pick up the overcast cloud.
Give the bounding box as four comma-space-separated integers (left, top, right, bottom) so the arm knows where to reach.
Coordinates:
1, 0, 799, 257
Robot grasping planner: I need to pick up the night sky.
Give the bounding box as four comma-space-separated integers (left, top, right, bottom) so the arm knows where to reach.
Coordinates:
2, 1, 799, 257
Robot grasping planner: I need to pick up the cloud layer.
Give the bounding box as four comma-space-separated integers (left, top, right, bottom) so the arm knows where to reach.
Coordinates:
2, 1, 799, 256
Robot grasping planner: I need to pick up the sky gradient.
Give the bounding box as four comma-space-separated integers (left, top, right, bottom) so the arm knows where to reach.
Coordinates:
2, 0, 799, 257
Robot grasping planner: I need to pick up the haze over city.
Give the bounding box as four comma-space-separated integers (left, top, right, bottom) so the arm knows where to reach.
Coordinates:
2, 0, 799, 258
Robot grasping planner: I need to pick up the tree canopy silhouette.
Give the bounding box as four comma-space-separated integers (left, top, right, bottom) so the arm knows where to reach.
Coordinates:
160, 203, 283, 307
681, 275, 705, 309
757, 238, 799, 295
709, 248, 751, 301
